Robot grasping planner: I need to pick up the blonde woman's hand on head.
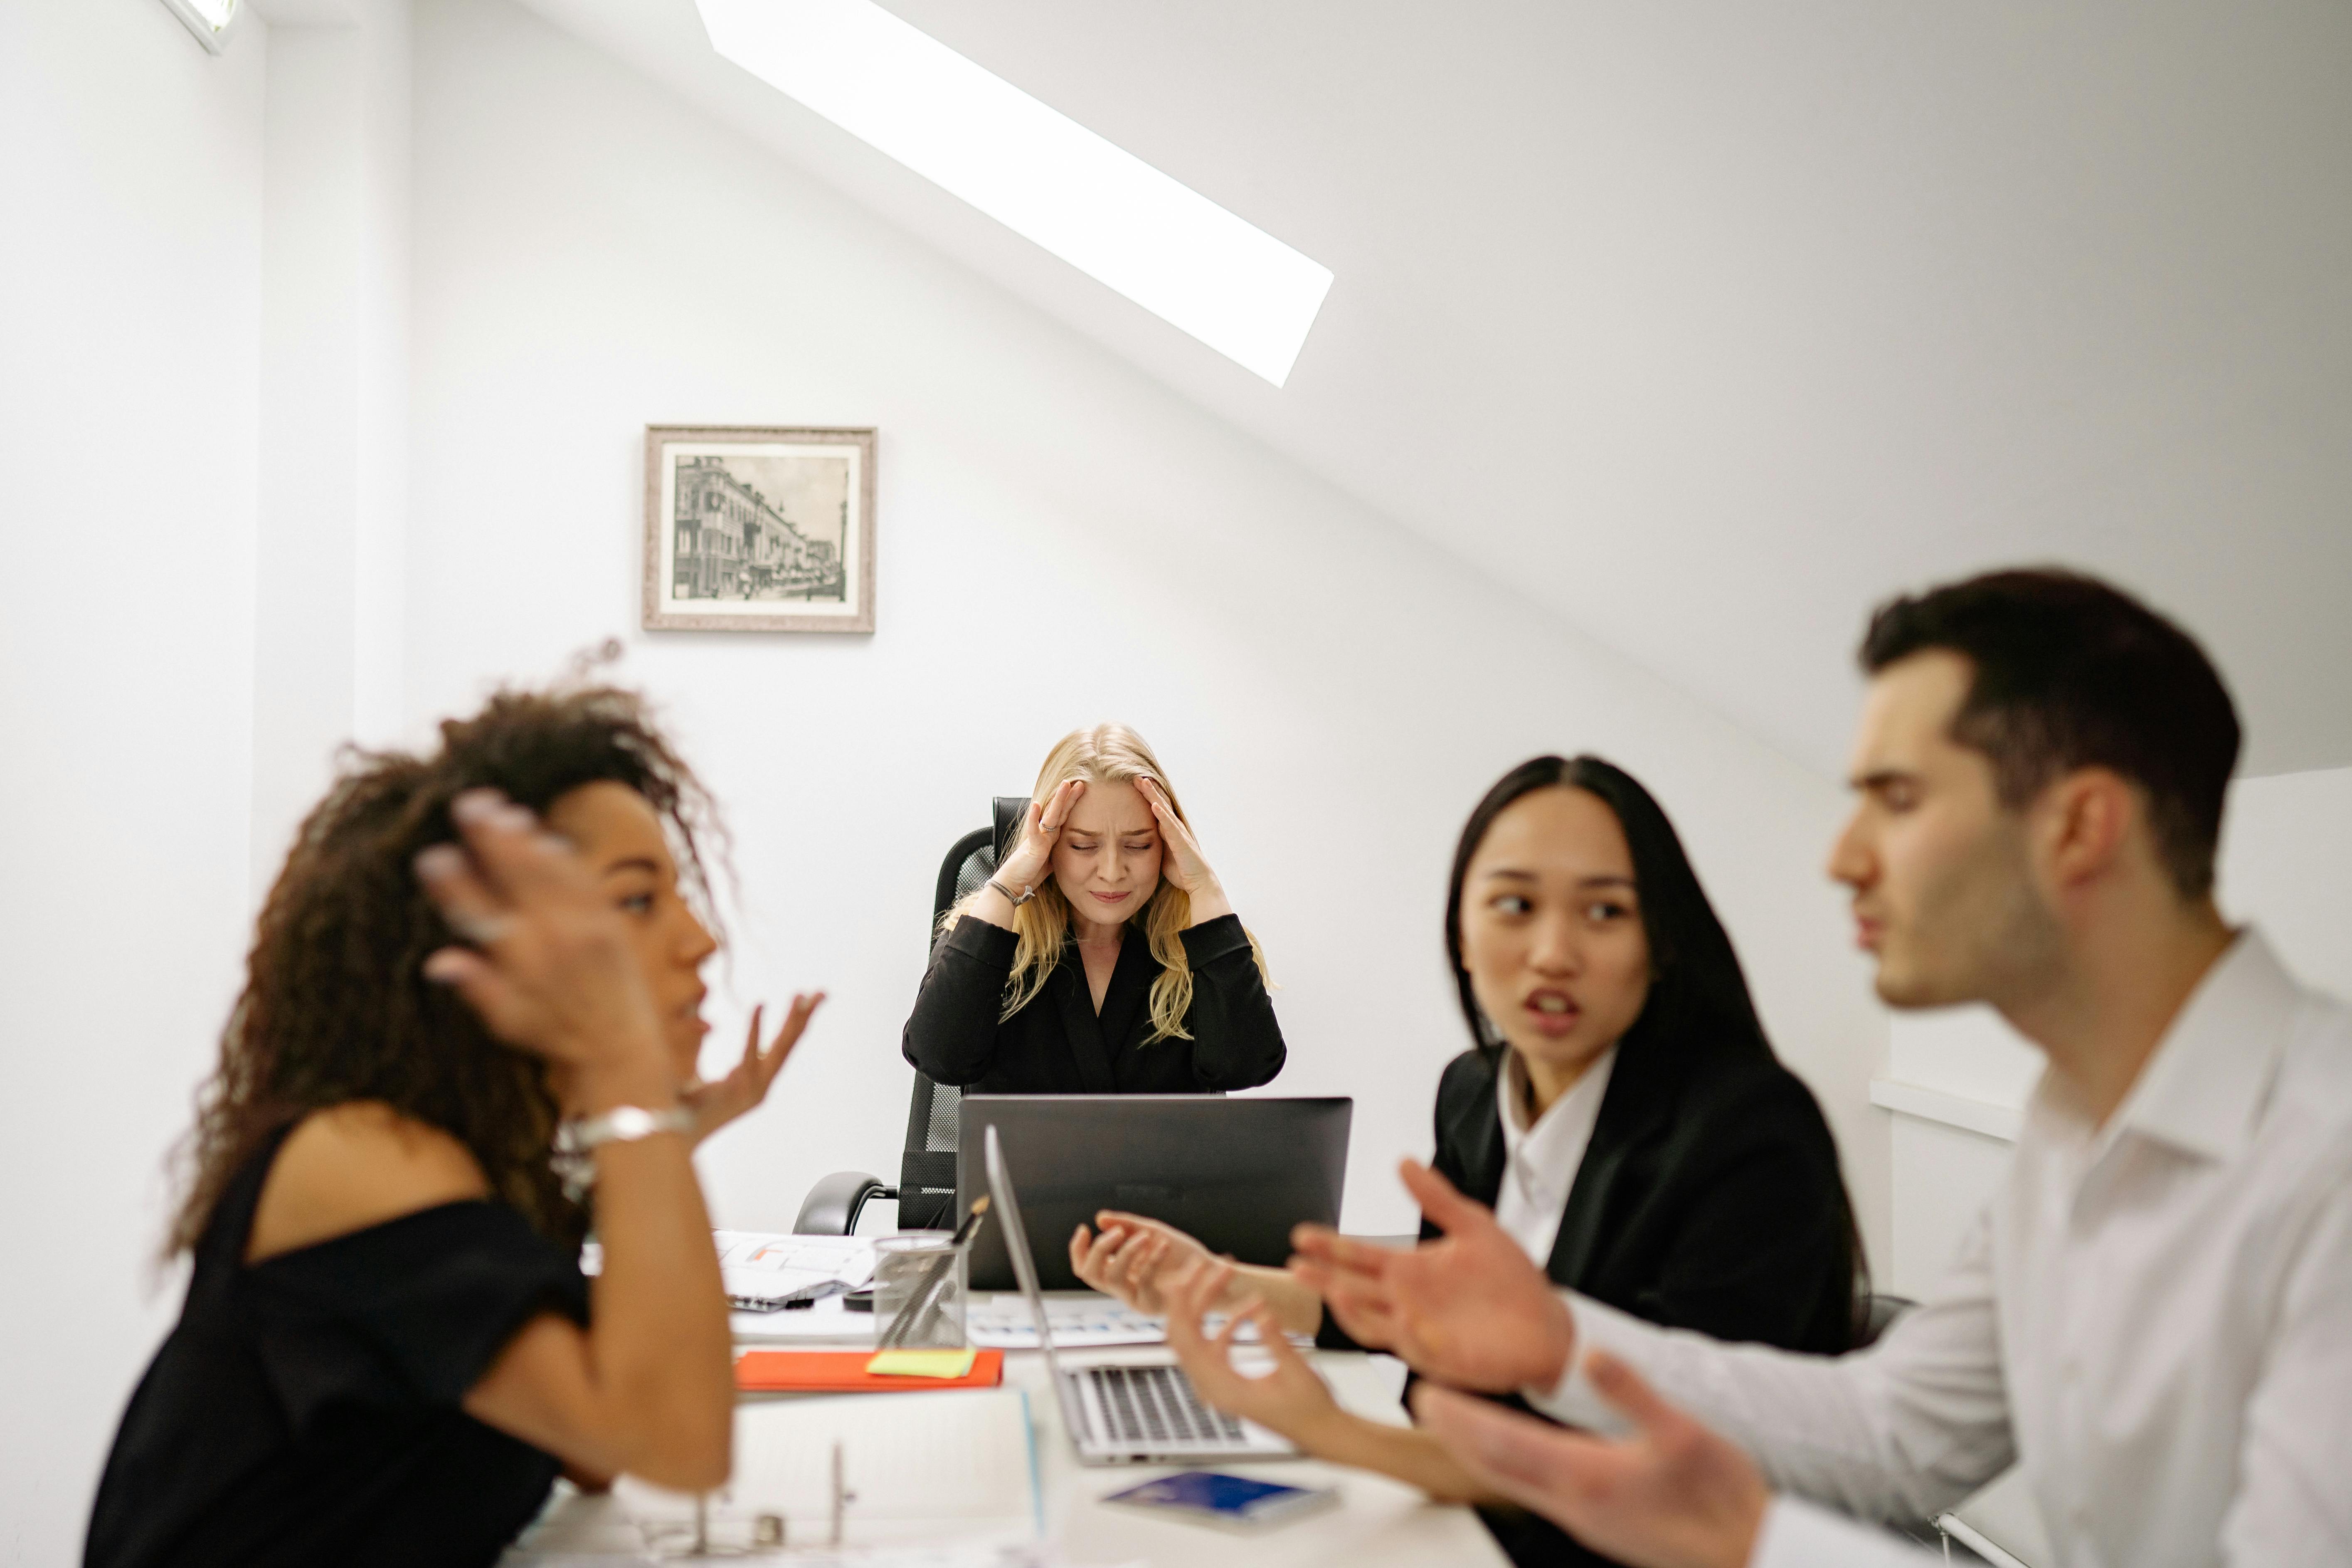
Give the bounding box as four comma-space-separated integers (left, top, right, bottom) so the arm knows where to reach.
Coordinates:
415, 789, 668, 1095
993, 778, 1087, 900
1138, 776, 1233, 924
682, 994, 825, 1144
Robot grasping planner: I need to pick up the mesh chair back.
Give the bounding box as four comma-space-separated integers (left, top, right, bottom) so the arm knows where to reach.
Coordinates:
899, 796, 1030, 1228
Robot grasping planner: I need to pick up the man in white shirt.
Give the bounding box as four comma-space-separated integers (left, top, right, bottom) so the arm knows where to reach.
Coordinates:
1294, 569, 2352, 1568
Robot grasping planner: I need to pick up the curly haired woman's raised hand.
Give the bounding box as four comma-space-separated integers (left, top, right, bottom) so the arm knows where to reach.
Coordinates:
682, 994, 825, 1144
414, 789, 669, 1097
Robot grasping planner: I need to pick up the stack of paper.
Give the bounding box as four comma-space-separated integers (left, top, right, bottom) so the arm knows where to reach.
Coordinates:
717, 1230, 877, 1312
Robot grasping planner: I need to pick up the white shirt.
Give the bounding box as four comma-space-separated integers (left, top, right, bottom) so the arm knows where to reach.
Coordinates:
1529, 931, 2352, 1568
1493, 1047, 1617, 1266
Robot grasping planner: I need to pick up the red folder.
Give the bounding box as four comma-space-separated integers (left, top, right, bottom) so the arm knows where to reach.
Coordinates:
733, 1349, 1006, 1393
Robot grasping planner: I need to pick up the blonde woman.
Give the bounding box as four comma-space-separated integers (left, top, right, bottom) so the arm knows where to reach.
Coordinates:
902, 725, 1284, 1095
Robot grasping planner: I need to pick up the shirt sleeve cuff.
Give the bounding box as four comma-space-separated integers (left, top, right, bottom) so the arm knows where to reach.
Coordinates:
1521, 1291, 1647, 1431
943, 913, 1019, 967
1178, 912, 1251, 966
1751, 1496, 1934, 1568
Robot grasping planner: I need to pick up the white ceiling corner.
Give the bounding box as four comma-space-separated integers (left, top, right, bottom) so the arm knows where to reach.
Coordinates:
510, 0, 2352, 779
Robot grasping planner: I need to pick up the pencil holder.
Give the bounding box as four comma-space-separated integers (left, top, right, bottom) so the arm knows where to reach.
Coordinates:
872, 1234, 966, 1349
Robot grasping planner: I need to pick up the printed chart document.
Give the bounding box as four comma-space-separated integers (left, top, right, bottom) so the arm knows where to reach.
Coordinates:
586, 1232, 882, 1343
718, 1230, 877, 1309
965, 1295, 1164, 1349
965, 1295, 1310, 1350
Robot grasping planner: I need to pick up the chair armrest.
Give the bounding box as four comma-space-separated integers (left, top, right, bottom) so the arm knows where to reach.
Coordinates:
794, 1171, 891, 1235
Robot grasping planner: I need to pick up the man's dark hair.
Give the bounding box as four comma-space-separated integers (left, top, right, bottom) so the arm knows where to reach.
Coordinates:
1859, 568, 2239, 898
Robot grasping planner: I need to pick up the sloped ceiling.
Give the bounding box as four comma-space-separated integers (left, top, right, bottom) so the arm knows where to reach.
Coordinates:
516, 0, 2352, 777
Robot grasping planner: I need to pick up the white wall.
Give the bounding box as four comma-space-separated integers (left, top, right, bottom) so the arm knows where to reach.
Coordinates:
251, 0, 414, 893
0, 3, 1913, 1556
5, 3, 2334, 1561
0, 3, 269, 1561
2215, 766, 2352, 999
405, 0, 1893, 1260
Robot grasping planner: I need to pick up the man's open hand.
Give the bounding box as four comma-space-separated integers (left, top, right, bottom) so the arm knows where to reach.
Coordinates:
1289, 1158, 1575, 1392
1415, 1352, 1769, 1568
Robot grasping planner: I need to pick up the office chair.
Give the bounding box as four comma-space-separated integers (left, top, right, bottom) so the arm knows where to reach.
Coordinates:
792, 796, 1031, 1235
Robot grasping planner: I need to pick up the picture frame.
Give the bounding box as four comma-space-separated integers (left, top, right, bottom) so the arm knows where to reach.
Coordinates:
642, 425, 877, 634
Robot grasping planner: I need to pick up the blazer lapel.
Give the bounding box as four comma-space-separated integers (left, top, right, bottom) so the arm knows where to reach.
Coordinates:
1448, 1053, 1510, 1209
1545, 1046, 1676, 1287
1050, 944, 1119, 1093
1095, 927, 1156, 1061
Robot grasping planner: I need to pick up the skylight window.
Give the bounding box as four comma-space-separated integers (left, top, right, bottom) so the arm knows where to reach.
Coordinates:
695, 0, 1334, 387
160, 0, 241, 53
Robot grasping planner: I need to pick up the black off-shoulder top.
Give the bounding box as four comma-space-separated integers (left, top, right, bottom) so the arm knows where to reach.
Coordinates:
85, 1125, 589, 1568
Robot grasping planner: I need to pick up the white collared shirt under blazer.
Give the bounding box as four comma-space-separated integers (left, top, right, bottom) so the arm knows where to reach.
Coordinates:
1493, 1045, 1617, 1266
1529, 930, 2352, 1568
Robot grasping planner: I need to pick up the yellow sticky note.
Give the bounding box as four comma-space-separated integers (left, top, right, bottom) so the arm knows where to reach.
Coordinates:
866, 1349, 979, 1379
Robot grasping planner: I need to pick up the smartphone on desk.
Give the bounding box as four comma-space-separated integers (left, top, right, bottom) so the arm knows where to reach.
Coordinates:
1100, 1471, 1340, 1532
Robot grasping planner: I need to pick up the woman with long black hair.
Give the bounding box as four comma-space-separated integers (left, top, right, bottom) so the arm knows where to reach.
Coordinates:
1070, 755, 1860, 1566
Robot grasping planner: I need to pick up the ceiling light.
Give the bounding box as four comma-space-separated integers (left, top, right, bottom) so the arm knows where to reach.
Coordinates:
695, 0, 1334, 386
160, 0, 242, 54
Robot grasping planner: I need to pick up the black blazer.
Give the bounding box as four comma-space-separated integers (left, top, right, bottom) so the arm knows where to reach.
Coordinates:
902, 913, 1286, 1094
1338, 1030, 1854, 1567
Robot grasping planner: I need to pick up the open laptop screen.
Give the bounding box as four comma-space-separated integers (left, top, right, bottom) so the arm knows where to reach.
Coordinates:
958, 1096, 1351, 1291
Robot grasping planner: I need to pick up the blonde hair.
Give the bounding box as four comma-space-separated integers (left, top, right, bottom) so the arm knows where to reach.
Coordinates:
944, 725, 1272, 1045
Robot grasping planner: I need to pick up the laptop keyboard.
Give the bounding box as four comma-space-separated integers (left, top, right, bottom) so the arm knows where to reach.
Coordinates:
1087, 1364, 1250, 1447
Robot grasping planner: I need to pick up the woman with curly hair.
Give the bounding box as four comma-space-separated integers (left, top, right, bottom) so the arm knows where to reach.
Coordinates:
85, 685, 820, 1568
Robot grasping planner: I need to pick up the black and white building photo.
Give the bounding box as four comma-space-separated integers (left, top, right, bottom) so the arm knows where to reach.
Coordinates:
643, 425, 876, 634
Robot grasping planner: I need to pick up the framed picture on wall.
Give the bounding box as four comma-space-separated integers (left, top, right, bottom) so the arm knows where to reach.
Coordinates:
642, 425, 877, 634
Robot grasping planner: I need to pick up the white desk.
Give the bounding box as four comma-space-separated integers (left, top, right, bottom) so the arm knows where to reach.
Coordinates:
1011, 1345, 1506, 1567
515, 1345, 1508, 1566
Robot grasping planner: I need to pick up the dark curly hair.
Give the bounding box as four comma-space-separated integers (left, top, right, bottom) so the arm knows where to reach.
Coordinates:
170, 680, 722, 1256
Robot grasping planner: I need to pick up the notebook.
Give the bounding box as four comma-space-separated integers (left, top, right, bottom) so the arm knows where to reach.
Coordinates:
615, 1389, 1041, 1549
734, 1349, 1004, 1393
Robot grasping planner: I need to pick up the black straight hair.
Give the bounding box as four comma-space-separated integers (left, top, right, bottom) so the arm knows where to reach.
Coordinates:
1443, 754, 1770, 1060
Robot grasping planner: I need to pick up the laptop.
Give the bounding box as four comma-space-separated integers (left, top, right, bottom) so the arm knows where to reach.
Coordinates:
981, 1123, 1300, 1466
957, 1095, 1352, 1291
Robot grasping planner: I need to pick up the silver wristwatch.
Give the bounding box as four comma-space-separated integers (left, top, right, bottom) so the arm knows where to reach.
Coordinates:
987, 875, 1037, 907
550, 1104, 695, 1201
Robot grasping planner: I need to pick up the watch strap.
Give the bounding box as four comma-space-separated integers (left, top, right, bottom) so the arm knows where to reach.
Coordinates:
550, 1104, 695, 1200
